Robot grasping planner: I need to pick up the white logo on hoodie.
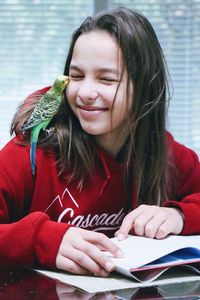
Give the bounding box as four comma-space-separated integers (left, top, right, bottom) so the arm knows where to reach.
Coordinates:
45, 187, 126, 233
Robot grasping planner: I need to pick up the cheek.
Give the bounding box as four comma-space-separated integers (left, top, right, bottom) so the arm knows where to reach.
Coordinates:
65, 83, 76, 105
113, 88, 127, 114
103, 86, 120, 106
112, 104, 126, 123
113, 81, 133, 116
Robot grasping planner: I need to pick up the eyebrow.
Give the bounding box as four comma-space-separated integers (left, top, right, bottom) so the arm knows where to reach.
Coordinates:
69, 64, 119, 75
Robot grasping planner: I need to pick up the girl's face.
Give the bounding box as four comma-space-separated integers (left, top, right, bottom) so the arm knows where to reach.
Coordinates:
66, 30, 133, 156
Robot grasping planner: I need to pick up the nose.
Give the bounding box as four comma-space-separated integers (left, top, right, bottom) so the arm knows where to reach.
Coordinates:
77, 79, 98, 103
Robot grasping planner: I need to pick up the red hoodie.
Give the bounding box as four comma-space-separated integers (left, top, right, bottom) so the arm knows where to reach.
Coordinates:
0, 132, 200, 270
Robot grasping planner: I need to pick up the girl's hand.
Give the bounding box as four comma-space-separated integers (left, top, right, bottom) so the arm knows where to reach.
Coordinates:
115, 205, 184, 240
56, 227, 123, 276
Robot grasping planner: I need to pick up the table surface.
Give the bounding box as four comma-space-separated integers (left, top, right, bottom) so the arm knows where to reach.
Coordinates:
0, 267, 200, 300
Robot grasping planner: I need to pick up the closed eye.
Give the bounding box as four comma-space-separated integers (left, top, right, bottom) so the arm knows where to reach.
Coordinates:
100, 77, 118, 83
70, 74, 84, 80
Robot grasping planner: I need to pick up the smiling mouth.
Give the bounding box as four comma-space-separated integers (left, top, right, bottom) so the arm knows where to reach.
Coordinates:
78, 105, 108, 111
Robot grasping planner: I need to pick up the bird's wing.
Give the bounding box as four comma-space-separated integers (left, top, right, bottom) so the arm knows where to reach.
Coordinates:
22, 90, 63, 130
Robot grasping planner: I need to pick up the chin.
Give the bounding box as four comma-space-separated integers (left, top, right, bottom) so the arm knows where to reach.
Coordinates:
80, 125, 103, 136
83, 129, 102, 136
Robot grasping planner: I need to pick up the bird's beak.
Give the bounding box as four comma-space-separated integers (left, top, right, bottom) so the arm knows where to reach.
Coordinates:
66, 76, 70, 84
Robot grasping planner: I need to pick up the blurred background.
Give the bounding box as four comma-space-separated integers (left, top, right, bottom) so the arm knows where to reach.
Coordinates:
0, 0, 200, 156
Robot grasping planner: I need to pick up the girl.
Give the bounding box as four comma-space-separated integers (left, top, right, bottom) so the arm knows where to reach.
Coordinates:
1, 7, 200, 277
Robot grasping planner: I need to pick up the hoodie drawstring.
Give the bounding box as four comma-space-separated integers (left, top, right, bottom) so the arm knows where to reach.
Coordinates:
98, 154, 111, 198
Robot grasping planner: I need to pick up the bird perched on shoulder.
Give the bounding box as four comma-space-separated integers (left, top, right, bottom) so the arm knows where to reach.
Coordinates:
21, 75, 69, 175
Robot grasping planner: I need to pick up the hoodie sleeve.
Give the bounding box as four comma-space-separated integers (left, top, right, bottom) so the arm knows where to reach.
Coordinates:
0, 139, 70, 268
0, 211, 69, 268
163, 132, 200, 235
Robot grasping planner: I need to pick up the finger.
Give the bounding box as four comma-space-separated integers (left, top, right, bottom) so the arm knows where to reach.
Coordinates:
143, 213, 167, 238
115, 209, 143, 240
155, 219, 174, 239
83, 231, 123, 258
117, 205, 156, 238
64, 244, 110, 276
133, 212, 157, 237
148, 207, 183, 239
82, 241, 116, 273
164, 207, 184, 234
56, 254, 91, 275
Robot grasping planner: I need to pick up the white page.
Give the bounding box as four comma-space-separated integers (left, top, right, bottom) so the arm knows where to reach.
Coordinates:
109, 235, 200, 271
35, 268, 200, 293
35, 235, 200, 293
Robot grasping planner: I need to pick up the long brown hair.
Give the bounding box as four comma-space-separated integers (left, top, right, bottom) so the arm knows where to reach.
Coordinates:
11, 7, 172, 206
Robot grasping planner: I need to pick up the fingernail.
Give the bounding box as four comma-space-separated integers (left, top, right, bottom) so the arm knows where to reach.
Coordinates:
105, 261, 115, 272
100, 269, 109, 277
117, 233, 125, 241
116, 249, 124, 258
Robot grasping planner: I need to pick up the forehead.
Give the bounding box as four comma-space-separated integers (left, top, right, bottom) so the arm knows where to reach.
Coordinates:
71, 30, 122, 68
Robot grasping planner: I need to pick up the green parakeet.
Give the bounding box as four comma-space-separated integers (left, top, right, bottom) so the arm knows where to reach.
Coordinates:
21, 75, 69, 175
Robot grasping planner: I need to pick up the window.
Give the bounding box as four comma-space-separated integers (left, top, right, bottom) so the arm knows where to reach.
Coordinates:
0, 0, 93, 148
1, 0, 200, 157
108, 0, 200, 156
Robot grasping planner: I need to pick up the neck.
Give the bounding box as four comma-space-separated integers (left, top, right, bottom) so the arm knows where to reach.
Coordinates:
94, 131, 127, 158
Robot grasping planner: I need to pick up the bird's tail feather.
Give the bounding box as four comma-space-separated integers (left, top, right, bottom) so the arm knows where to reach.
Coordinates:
30, 142, 37, 175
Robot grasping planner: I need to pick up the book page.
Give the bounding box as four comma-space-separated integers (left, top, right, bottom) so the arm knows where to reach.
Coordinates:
34, 235, 200, 293
35, 268, 200, 293
108, 235, 200, 271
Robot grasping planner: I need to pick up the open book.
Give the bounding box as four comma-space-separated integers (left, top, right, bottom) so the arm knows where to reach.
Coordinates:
35, 235, 200, 293
108, 234, 200, 282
